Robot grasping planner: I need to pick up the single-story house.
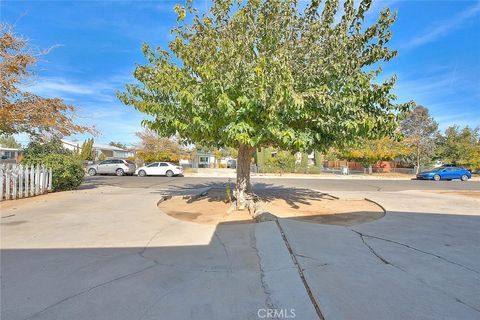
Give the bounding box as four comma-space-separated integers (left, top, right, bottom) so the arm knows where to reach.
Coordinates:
179, 152, 216, 168
0, 147, 20, 163
61, 140, 135, 160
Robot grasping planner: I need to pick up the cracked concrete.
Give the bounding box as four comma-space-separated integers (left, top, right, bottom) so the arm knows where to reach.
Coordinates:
251, 221, 319, 319
279, 190, 480, 320
350, 231, 480, 314
1, 186, 317, 320
2, 183, 479, 319
351, 230, 480, 274
352, 230, 390, 265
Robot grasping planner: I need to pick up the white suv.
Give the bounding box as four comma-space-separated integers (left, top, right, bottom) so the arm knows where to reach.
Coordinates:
87, 159, 136, 176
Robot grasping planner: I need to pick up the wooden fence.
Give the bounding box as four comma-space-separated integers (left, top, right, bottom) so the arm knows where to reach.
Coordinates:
0, 164, 52, 201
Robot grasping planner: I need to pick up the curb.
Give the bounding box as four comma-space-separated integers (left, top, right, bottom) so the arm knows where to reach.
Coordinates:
363, 197, 387, 214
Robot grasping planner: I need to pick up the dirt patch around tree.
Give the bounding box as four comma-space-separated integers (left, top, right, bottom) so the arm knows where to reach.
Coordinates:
158, 196, 253, 225
158, 187, 385, 226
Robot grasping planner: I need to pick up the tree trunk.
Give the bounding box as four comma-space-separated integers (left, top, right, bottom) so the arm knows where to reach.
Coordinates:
235, 143, 255, 210
416, 145, 421, 174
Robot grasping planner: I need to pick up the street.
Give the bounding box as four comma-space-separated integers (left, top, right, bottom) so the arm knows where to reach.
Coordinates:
83, 175, 480, 191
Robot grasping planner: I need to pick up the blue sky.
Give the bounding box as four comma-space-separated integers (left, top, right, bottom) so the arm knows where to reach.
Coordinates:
2, 0, 479, 146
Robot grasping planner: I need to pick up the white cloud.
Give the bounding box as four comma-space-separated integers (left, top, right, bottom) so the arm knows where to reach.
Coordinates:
391, 67, 480, 131
25, 73, 135, 103
404, 1, 480, 49
27, 78, 94, 95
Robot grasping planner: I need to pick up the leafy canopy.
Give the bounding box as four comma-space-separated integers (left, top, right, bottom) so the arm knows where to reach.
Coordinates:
436, 126, 480, 169
135, 129, 184, 162
119, 0, 410, 152
339, 136, 409, 166
400, 104, 438, 169
22, 138, 71, 159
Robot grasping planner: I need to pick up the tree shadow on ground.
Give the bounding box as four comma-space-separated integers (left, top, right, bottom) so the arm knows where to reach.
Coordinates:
154, 182, 381, 226
155, 182, 337, 209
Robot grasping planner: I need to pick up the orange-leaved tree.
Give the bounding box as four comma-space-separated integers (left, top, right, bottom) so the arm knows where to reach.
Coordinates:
0, 24, 95, 138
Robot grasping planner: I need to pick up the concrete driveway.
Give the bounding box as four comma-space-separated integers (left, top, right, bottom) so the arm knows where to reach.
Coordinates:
280, 190, 480, 320
1, 180, 479, 319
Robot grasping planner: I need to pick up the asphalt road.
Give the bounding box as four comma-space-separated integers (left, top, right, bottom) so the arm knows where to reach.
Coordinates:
83, 175, 480, 191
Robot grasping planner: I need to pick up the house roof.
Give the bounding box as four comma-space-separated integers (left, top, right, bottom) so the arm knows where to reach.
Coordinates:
0, 147, 20, 151
61, 139, 128, 152
92, 143, 127, 151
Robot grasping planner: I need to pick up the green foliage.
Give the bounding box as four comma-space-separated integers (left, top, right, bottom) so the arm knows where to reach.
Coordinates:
118, 0, 410, 154
22, 139, 84, 191
79, 138, 95, 161
339, 137, 410, 166
264, 152, 296, 174
298, 153, 309, 173
436, 126, 480, 170
22, 138, 71, 159
137, 150, 180, 163
109, 141, 127, 149
135, 129, 184, 163
323, 148, 339, 161
24, 154, 84, 191
225, 147, 238, 159
306, 166, 321, 174
314, 150, 323, 168
212, 148, 222, 160
0, 135, 21, 148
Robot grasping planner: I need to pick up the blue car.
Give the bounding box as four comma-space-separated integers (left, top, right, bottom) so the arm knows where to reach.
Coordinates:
417, 166, 472, 181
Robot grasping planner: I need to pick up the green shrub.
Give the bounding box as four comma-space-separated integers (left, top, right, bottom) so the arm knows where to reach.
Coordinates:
24, 154, 84, 191
265, 152, 296, 174
22, 138, 72, 159
307, 166, 321, 174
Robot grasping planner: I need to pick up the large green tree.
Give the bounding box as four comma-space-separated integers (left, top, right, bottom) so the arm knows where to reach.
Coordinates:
400, 105, 438, 173
339, 136, 410, 168
436, 126, 480, 170
135, 129, 184, 163
119, 0, 410, 208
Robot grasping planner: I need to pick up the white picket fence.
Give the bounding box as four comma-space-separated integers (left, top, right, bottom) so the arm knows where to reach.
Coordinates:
0, 164, 53, 201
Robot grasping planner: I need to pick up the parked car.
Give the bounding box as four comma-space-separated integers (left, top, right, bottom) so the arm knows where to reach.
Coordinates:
87, 159, 136, 176
227, 159, 237, 169
135, 162, 183, 177
416, 166, 471, 181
